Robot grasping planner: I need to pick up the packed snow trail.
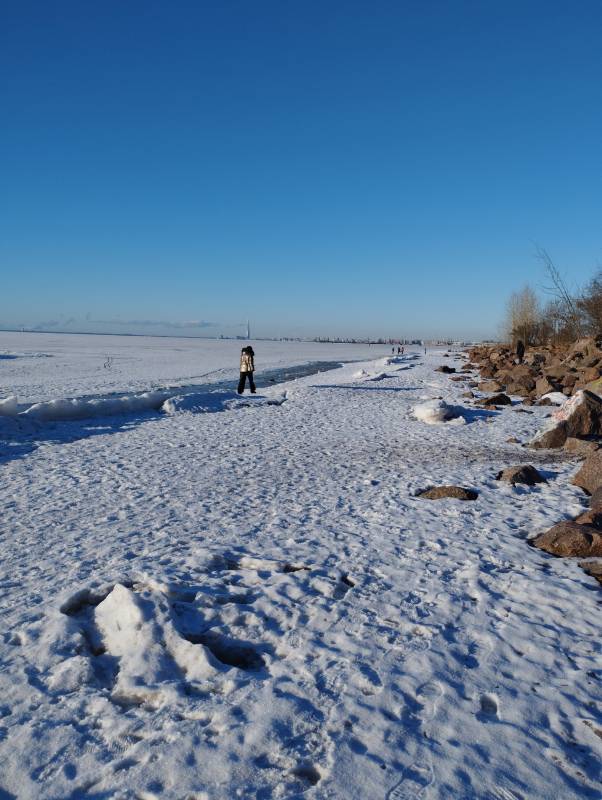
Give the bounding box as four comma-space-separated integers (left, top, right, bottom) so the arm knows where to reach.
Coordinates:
0, 345, 600, 799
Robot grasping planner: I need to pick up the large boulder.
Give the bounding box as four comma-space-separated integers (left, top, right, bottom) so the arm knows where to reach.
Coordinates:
590, 486, 602, 510
478, 380, 503, 392
495, 465, 546, 486
530, 390, 602, 449
435, 365, 456, 374
563, 437, 600, 458
573, 510, 602, 530
571, 450, 602, 495
532, 521, 602, 557
476, 393, 512, 407
417, 486, 478, 501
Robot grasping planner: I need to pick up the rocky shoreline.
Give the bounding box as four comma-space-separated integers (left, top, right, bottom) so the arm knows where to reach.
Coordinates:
461, 337, 602, 584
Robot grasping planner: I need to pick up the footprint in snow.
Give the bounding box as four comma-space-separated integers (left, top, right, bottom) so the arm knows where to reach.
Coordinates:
415, 681, 443, 720
479, 693, 500, 718
387, 762, 434, 800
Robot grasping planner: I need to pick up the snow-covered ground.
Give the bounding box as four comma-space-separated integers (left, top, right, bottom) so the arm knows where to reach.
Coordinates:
0, 335, 600, 800
0, 331, 383, 403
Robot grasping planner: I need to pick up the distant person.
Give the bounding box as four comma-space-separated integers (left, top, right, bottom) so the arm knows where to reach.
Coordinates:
516, 339, 525, 364
401, 346, 405, 355
238, 346, 256, 394
392, 347, 395, 354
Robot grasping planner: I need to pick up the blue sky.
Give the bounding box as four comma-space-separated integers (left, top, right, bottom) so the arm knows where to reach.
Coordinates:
1, 0, 601, 339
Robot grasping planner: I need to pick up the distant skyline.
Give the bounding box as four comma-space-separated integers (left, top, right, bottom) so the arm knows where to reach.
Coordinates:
2, 1, 601, 339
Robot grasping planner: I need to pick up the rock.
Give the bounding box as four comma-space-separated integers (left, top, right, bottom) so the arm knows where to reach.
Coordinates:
461, 390, 475, 398
506, 437, 520, 443
435, 365, 456, 374
496, 465, 546, 485
531, 521, 602, 557
530, 424, 569, 449
530, 390, 602, 449
571, 450, 602, 495
417, 486, 478, 501
536, 376, 561, 397
585, 377, 602, 396
513, 408, 533, 414
477, 393, 512, 407
573, 510, 602, 530
478, 380, 503, 392
590, 486, 602, 510
579, 560, 602, 584
563, 437, 600, 457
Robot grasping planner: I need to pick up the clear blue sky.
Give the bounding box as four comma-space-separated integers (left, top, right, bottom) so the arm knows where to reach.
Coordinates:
1, 0, 601, 339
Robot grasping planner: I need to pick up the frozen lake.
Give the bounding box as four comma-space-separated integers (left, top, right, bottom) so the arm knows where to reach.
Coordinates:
0, 331, 407, 403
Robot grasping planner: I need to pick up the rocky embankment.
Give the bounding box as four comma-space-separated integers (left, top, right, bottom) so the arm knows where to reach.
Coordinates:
465, 336, 602, 585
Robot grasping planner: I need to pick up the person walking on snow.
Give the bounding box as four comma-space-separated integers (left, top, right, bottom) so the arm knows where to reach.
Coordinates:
238, 346, 256, 394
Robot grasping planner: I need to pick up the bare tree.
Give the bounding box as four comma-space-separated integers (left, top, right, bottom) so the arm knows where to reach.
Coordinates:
536, 246, 584, 341
504, 285, 540, 345
577, 269, 602, 334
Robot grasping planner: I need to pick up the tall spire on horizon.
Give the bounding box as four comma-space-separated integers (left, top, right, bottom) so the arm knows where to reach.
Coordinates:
247, 320, 250, 340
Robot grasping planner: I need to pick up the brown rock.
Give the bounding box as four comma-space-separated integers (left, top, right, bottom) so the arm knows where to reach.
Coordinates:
477, 393, 512, 407
461, 391, 475, 398
478, 380, 503, 392
496, 465, 546, 485
531, 390, 602, 449
579, 560, 602, 584
417, 486, 478, 501
571, 450, 602, 495
531, 425, 569, 449
435, 365, 456, 374
590, 486, 602, 510
532, 521, 602, 557
535, 376, 560, 397
585, 377, 602, 396
563, 437, 600, 457
574, 510, 602, 530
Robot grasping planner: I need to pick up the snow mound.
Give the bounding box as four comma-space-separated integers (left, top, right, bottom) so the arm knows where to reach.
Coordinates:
94, 583, 220, 704
353, 369, 369, 379
22, 391, 170, 421
0, 396, 18, 416
413, 399, 462, 424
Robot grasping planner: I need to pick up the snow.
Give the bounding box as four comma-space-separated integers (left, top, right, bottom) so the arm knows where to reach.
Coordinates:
0, 334, 600, 800
541, 391, 570, 405
412, 398, 463, 424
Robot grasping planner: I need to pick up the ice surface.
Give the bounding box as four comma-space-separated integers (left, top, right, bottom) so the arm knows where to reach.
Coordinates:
0, 335, 600, 800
